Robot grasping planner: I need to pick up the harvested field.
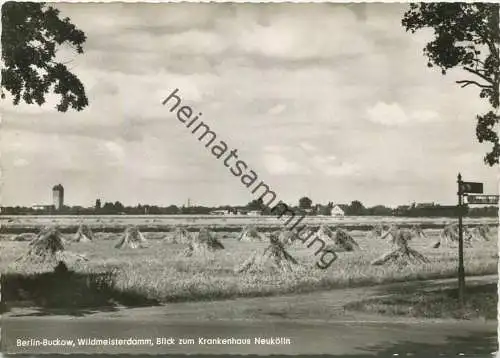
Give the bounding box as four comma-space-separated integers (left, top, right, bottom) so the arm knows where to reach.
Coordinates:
0, 216, 497, 306
1, 215, 496, 234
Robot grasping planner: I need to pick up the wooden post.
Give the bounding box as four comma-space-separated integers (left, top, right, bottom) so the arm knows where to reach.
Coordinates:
457, 173, 465, 308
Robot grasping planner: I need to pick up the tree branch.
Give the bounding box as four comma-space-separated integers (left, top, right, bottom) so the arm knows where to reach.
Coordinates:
463, 66, 495, 84
471, 58, 486, 67
456, 79, 493, 88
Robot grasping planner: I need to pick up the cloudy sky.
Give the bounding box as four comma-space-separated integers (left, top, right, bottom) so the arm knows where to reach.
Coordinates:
1, 3, 498, 208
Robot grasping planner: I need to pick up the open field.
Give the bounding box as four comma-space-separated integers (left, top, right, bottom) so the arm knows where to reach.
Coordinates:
0, 215, 497, 233
0, 216, 497, 306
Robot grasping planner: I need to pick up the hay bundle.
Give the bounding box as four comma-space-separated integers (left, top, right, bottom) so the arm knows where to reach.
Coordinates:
470, 225, 492, 242
74, 224, 94, 243
379, 226, 412, 246
432, 223, 472, 248
380, 225, 427, 246
14, 226, 88, 265
236, 233, 300, 273
371, 240, 430, 266
182, 227, 224, 257
366, 224, 390, 239
115, 226, 146, 249
168, 226, 192, 244
276, 229, 300, 246
317, 225, 359, 252
238, 225, 266, 242
411, 224, 427, 239
24, 226, 65, 262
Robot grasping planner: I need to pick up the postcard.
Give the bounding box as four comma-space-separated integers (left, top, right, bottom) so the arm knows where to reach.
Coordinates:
0, 2, 498, 357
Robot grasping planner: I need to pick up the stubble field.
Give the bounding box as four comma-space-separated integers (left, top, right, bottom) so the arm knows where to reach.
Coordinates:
0, 216, 497, 306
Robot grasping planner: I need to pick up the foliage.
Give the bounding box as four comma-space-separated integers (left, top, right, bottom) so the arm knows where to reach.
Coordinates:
246, 198, 265, 211
315, 204, 333, 216
346, 200, 366, 215
1, 2, 88, 112
402, 3, 500, 165
366, 205, 393, 216
298, 197, 313, 210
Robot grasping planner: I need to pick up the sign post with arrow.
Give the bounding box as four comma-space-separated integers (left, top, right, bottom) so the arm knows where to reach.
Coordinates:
456, 173, 483, 308
466, 195, 499, 205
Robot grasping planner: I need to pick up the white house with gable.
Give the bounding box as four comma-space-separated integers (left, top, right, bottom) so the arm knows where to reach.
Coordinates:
330, 205, 346, 217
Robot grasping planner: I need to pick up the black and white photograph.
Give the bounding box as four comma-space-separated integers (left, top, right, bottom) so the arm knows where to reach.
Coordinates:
0, 1, 498, 357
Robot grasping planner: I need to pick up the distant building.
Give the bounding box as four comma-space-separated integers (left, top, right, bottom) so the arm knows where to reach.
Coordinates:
330, 205, 346, 217
247, 210, 262, 216
31, 204, 54, 211
210, 209, 231, 215
52, 184, 64, 210
416, 202, 435, 209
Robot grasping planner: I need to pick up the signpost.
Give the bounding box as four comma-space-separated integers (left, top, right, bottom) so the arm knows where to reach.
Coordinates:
456, 174, 484, 308
459, 181, 483, 194
466, 195, 499, 205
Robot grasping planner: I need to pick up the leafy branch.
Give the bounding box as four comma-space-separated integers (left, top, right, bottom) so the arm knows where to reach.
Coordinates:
1, 1, 88, 112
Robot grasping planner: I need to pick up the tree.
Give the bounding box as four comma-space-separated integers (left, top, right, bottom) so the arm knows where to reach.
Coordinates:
348, 200, 365, 215
165, 205, 179, 214
367, 205, 393, 216
113, 201, 124, 213
1, 2, 88, 112
402, 3, 499, 166
101, 202, 115, 214
95, 199, 101, 210
247, 198, 264, 210
298, 196, 312, 210
316, 204, 332, 216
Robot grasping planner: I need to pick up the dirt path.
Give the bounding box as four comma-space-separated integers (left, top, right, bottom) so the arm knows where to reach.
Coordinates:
1, 274, 497, 356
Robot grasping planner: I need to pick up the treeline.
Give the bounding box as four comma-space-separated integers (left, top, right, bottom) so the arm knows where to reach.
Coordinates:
1, 198, 497, 217
393, 203, 498, 217
0, 203, 205, 216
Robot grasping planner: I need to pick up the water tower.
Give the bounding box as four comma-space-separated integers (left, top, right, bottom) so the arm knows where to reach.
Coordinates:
52, 184, 64, 210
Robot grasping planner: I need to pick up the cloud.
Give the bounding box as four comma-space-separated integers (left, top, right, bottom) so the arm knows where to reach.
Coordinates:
1, 3, 496, 207
261, 144, 358, 178
13, 158, 29, 167
261, 145, 309, 175
299, 142, 318, 152
237, 5, 374, 61
411, 110, 440, 123
322, 162, 360, 177
365, 101, 441, 126
267, 104, 286, 115
262, 153, 305, 175
310, 154, 359, 177
366, 102, 408, 126
103, 141, 125, 165
262, 145, 289, 153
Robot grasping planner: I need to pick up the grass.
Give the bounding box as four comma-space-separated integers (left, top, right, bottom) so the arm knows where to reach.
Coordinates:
0, 227, 497, 307
344, 283, 497, 320
1, 268, 158, 309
